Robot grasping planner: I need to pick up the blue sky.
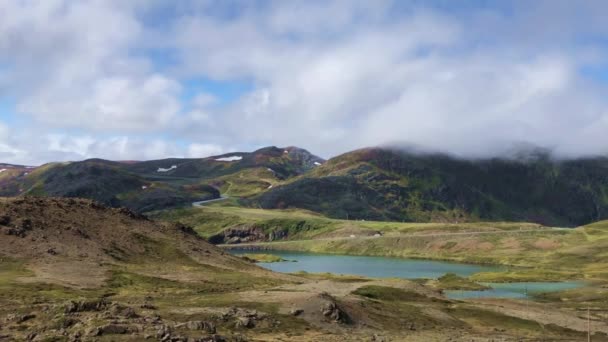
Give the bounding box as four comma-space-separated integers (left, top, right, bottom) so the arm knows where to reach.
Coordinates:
1, 0, 608, 165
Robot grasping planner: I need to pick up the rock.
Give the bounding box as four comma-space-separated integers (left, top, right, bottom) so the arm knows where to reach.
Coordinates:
209, 225, 267, 244
64, 299, 109, 313
289, 308, 304, 316
235, 316, 254, 329
0, 215, 10, 225
109, 303, 138, 318
1, 226, 26, 237
69, 331, 82, 342
156, 325, 173, 339
87, 327, 102, 337
321, 301, 349, 324
5, 313, 36, 323
99, 324, 132, 334
176, 320, 216, 333
57, 317, 80, 329
371, 334, 386, 342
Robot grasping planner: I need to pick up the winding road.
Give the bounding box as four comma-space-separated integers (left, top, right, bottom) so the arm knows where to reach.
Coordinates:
192, 195, 229, 207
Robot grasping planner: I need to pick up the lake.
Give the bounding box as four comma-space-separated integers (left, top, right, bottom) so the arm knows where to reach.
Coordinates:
229, 250, 584, 299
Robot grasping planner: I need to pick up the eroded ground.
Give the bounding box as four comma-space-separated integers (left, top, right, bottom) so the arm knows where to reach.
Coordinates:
1, 257, 606, 342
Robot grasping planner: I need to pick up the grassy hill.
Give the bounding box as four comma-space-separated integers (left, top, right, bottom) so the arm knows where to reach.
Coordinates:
4, 145, 608, 226
253, 147, 608, 227
0, 146, 323, 213
157, 203, 608, 283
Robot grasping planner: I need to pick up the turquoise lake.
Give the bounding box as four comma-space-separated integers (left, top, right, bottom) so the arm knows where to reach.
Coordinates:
229, 250, 584, 299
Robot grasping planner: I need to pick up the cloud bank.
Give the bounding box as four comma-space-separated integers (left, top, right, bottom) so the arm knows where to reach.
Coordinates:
1, 0, 608, 164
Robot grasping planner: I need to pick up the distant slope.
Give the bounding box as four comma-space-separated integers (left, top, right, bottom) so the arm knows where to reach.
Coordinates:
126, 146, 324, 180
254, 147, 608, 227
0, 146, 323, 212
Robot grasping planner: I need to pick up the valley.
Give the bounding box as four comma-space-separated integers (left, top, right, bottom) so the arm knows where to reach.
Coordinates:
5, 197, 606, 341
5, 2, 608, 340
2, 146, 608, 340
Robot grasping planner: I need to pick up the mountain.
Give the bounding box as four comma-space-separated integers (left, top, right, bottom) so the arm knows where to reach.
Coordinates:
0, 163, 36, 194
0, 146, 323, 213
253, 147, 608, 227
125, 146, 323, 180
6, 144, 608, 227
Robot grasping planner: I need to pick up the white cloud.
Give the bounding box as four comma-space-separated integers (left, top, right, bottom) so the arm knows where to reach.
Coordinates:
18, 74, 181, 131
187, 143, 224, 158
0, 0, 181, 133
169, 1, 608, 158
2, 0, 608, 164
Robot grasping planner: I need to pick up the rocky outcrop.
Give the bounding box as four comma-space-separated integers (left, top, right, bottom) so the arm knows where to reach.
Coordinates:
0, 217, 32, 238
319, 294, 350, 324
64, 299, 109, 313
289, 308, 304, 316
209, 225, 268, 244
175, 320, 216, 333
208, 223, 294, 244
220, 307, 275, 330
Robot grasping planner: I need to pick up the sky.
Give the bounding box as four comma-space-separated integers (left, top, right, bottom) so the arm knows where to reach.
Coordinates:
1, 0, 608, 165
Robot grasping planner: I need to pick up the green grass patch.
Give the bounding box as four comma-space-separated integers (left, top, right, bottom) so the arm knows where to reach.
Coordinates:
434, 273, 490, 290
470, 269, 581, 283
241, 254, 288, 263
352, 285, 430, 302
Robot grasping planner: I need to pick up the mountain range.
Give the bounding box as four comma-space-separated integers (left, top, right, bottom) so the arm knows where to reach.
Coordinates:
2, 145, 608, 227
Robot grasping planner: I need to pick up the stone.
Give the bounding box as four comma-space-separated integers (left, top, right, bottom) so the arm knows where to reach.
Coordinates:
64, 299, 109, 313
321, 301, 349, 324
176, 320, 216, 333
235, 316, 254, 329
289, 308, 304, 316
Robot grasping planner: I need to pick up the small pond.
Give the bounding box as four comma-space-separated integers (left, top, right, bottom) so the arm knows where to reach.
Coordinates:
229, 250, 585, 299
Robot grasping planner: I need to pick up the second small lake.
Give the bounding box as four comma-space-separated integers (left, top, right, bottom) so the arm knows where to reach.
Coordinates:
229, 250, 585, 299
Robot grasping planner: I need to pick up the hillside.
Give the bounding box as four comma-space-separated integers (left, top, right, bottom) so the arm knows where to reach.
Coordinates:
0, 197, 262, 282
126, 146, 323, 180
0, 146, 323, 213
1, 197, 599, 341
0, 196, 289, 340
4, 145, 608, 226
254, 147, 608, 227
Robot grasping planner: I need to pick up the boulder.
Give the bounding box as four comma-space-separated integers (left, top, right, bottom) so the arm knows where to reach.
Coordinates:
235, 316, 254, 329
64, 299, 109, 313
175, 320, 216, 333
321, 301, 349, 324
289, 308, 304, 316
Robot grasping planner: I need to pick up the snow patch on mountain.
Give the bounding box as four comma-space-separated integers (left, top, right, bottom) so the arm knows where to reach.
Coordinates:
157, 165, 177, 172
215, 156, 243, 162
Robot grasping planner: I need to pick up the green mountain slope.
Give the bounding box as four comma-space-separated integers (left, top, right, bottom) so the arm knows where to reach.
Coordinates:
0, 146, 323, 212
253, 147, 608, 226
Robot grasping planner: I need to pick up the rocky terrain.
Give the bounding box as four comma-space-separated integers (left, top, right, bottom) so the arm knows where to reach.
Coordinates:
1, 197, 603, 341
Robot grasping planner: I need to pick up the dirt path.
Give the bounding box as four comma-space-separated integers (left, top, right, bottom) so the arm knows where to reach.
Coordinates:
192, 195, 229, 207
